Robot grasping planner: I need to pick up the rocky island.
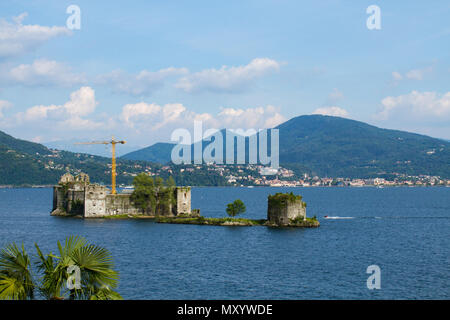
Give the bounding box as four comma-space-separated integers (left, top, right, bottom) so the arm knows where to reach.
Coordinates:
50, 173, 319, 228
156, 192, 319, 228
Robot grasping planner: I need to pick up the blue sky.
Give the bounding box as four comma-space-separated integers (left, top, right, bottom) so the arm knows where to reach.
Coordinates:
0, 0, 449, 154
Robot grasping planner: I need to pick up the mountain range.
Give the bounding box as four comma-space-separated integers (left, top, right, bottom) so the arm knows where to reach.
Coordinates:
121, 115, 450, 179
1, 115, 449, 186
0, 130, 158, 185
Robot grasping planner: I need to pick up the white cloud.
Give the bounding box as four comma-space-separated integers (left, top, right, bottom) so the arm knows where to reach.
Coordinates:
0, 13, 70, 59
59, 116, 103, 130
4, 59, 86, 86
391, 67, 432, 82
376, 91, 450, 121
64, 86, 98, 116
17, 87, 100, 129
175, 58, 281, 93
392, 71, 403, 81
20, 104, 61, 121
121, 102, 161, 125
160, 103, 187, 126
97, 67, 188, 96
405, 67, 432, 80
0, 100, 12, 118
121, 102, 195, 130
312, 106, 349, 117
217, 105, 286, 128
120, 102, 286, 137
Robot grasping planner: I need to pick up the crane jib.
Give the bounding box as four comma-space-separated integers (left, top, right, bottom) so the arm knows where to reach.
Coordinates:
74, 137, 126, 195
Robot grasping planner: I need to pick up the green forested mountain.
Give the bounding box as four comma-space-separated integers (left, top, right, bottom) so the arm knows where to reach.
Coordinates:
0, 130, 50, 156
277, 115, 450, 178
0, 130, 228, 186
2, 114, 449, 186
0, 130, 156, 185
121, 115, 450, 178
121, 142, 175, 163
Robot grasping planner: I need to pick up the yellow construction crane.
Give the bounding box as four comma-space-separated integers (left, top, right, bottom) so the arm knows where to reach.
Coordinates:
75, 137, 126, 195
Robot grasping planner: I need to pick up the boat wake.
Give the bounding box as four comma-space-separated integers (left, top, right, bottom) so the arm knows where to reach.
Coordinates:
323, 216, 354, 219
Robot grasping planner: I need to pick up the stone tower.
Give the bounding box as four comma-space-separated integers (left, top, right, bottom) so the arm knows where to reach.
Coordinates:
176, 187, 191, 215
267, 192, 306, 226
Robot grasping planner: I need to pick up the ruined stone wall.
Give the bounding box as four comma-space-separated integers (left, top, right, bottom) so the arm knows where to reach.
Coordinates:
66, 189, 85, 213
84, 184, 108, 218
50, 175, 193, 218
105, 194, 141, 216
51, 184, 84, 216
52, 186, 63, 210
51, 185, 66, 215
286, 202, 306, 220
176, 187, 191, 215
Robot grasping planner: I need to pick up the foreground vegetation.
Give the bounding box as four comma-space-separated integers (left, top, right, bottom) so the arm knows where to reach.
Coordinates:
0, 236, 121, 300
156, 216, 265, 226
155, 215, 319, 227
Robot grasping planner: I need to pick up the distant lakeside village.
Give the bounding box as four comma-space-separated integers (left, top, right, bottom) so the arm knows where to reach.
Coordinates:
194, 164, 450, 187
2, 163, 449, 189
81, 162, 450, 188
1, 148, 449, 188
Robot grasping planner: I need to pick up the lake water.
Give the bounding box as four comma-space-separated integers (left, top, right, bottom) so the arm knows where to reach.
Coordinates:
0, 187, 449, 299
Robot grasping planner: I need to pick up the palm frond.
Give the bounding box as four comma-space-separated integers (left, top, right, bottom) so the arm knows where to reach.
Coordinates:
0, 276, 27, 300
0, 237, 121, 300
0, 243, 34, 299
34, 243, 62, 300
71, 244, 119, 289
58, 235, 87, 258
89, 286, 123, 300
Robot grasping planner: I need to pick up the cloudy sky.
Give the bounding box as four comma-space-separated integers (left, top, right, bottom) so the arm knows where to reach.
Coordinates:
0, 1, 449, 154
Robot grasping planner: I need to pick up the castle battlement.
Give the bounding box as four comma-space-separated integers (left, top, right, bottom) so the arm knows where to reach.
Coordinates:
51, 173, 192, 218
267, 192, 307, 226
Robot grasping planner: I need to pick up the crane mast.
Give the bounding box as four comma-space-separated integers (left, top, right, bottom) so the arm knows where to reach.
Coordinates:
75, 137, 126, 195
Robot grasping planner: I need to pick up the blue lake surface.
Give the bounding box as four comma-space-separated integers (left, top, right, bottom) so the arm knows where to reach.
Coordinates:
0, 187, 449, 299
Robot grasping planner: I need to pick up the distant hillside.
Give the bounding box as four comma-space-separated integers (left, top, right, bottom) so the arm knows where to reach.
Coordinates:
277, 115, 450, 178
0, 131, 50, 156
0, 130, 228, 186
121, 142, 175, 163
43, 139, 141, 158
0, 130, 158, 185
121, 115, 450, 178
2, 114, 449, 186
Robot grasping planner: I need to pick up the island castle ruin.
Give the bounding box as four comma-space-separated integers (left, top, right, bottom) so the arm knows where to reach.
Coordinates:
51, 172, 192, 218
267, 192, 307, 226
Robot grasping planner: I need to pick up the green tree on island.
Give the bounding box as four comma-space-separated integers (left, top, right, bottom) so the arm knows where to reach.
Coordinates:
159, 176, 177, 215
0, 236, 121, 300
131, 173, 177, 215
226, 199, 246, 217
130, 173, 156, 214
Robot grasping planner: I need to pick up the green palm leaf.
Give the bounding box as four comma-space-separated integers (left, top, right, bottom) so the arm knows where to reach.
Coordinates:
70, 244, 119, 299
0, 277, 27, 300
0, 236, 122, 300
0, 243, 34, 300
